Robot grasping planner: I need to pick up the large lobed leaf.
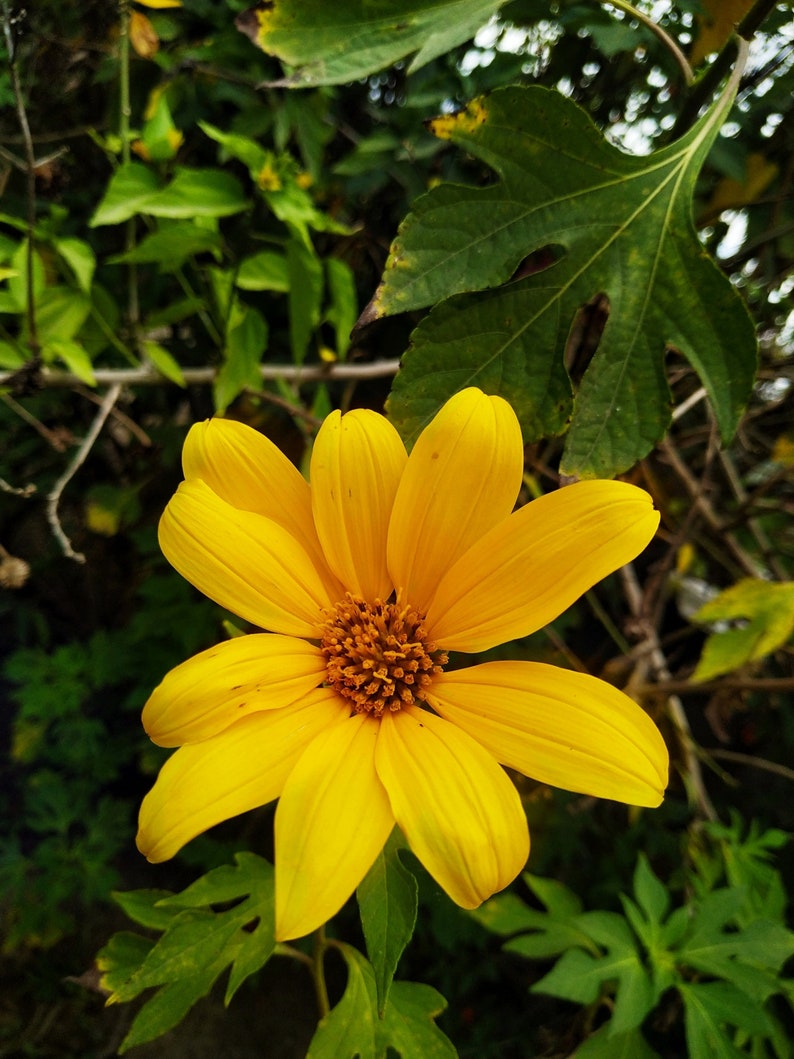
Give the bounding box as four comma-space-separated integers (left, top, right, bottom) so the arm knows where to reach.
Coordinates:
370, 75, 756, 477
236, 0, 506, 87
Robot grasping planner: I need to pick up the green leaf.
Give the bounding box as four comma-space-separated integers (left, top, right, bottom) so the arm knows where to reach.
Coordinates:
90, 164, 247, 226
534, 911, 657, 1035
691, 579, 794, 681
89, 163, 162, 226
680, 982, 767, 1059
35, 287, 91, 343
55, 237, 96, 293
307, 944, 455, 1059
632, 855, 670, 927
287, 235, 323, 363
238, 0, 505, 87
474, 873, 596, 960
142, 340, 186, 387
96, 931, 156, 995
375, 80, 756, 476
8, 242, 44, 311
574, 1024, 661, 1059
109, 222, 222, 270
356, 829, 418, 1014
144, 169, 248, 220
325, 257, 357, 359
213, 303, 268, 412
0, 339, 25, 368
103, 853, 276, 1051
111, 889, 177, 931
236, 250, 289, 292
43, 339, 96, 385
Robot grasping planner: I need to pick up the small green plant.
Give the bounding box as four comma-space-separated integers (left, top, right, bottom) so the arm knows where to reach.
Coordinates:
471, 825, 794, 1058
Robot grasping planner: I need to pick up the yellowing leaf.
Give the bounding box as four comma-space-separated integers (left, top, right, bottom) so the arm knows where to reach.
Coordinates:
691, 579, 794, 681
704, 152, 779, 220
772, 434, 794, 467
690, 0, 755, 66
130, 9, 159, 59
135, 0, 182, 8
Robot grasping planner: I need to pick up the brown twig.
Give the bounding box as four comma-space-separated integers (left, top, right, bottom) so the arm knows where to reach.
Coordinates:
659, 436, 763, 579
0, 359, 402, 389
706, 748, 794, 783
2, 1, 39, 355
620, 562, 718, 821
45, 384, 122, 563
638, 675, 794, 697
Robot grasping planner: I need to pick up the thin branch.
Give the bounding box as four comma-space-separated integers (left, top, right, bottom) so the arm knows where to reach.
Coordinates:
0, 475, 35, 497
45, 384, 122, 563
706, 748, 794, 783
638, 675, 794, 697
2, 1, 39, 355
620, 563, 718, 821
1, 391, 69, 449
0, 359, 402, 389
672, 386, 707, 422
603, 1, 694, 85
659, 436, 764, 578
75, 386, 152, 447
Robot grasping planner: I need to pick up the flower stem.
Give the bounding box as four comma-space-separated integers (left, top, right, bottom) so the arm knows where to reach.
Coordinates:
311, 926, 331, 1019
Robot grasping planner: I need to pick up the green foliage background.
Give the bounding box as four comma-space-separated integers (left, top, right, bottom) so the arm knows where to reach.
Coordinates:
1, 0, 794, 1056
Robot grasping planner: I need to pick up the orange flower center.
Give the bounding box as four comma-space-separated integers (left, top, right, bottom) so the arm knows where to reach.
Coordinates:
320, 594, 448, 717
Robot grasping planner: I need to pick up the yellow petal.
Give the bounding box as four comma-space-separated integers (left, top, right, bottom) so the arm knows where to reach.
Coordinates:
428, 661, 668, 806
310, 409, 407, 599
387, 388, 524, 612
142, 634, 326, 747
375, 706, 529, 909
426, 480, 660, 652
137, 689, 345, 863
181, 418, 326, 571
275, 715, 394, 940
159, 478, 336, 637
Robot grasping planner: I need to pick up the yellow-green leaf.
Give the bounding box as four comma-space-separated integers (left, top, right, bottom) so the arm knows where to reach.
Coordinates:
692, 579, 794, 682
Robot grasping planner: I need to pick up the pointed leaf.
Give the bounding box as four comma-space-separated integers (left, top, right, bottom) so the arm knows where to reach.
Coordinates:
141, 340, 186, 387
356, 830, 418, 1014
680, 982, 766, 1059
307, 944, 454, 1059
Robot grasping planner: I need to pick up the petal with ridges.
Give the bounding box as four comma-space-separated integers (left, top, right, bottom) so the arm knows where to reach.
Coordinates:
426, 480, 660, 652
182, 418, 318, 555
181, 419, 338, 593
143, 634, 326, 747
275, 714, 394, 940
311, 409, 407, 600
387, 388, 524, 612
159, 478, 337, 637
427, 661, 668, 806
375, 706, 529, 909
137, 689, 346, 864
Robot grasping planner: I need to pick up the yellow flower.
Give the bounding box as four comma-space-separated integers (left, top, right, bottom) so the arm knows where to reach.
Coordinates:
137, 388, 668, 941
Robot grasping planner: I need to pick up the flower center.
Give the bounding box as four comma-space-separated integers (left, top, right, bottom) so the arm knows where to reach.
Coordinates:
320, 594, 448, 717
